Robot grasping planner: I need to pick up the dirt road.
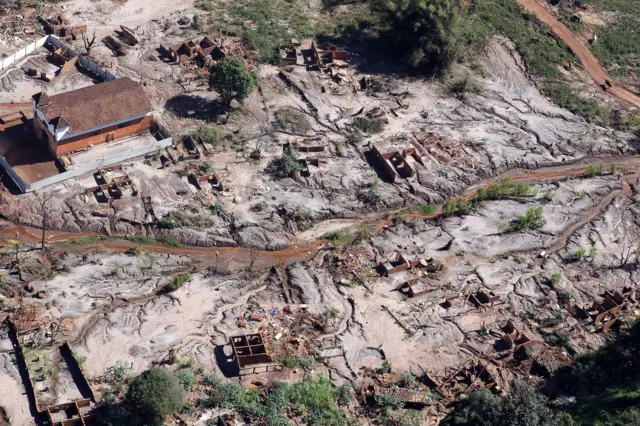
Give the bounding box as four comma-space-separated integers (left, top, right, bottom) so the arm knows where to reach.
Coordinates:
516, 0, 640, 108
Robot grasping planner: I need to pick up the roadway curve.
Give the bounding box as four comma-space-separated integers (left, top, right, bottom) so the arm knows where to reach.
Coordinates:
516, 0, 640, 108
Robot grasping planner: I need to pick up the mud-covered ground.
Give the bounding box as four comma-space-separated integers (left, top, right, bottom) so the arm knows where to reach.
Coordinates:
2, 1, 640, 424
1, 23, 638, 250
3, 169, 640, 423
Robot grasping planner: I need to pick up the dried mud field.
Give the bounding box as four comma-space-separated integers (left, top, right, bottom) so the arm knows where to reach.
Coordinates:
1, 0, 640, 424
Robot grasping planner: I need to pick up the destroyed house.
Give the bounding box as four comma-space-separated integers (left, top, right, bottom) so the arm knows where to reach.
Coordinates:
33, 78, 153, 158
167, 36, 216, 64
284, 39, 349, 67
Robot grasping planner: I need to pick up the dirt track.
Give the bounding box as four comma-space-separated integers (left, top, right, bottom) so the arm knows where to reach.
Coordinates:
3, 156, 640, 271
516, 0, 640, 108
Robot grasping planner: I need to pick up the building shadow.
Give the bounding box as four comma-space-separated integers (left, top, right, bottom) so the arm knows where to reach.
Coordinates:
363, 148, 395, 184
213, 344, 240, 378
59, 343, 95, 401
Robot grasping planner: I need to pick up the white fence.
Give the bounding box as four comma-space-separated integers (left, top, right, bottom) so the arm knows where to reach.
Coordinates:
0, 36, 49, 71
0, 134, 173, 193
0, 37, 172, 192
0, 35, 116, 81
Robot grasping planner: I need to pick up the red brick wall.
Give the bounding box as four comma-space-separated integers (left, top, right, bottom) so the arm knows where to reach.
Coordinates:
56, 115, 152, 157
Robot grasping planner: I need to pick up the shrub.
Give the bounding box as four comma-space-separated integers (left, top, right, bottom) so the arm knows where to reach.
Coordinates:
345, 131, 364, 145
418, 204, 437, 215
585, 164, 604, 177
451, 76, 484, 100
266, 146, 303, 179
165, 273, 191, 292
294, 205, 312, 222
483, 179, 533, 200
73, 351, 87, 366
398, 371, 416, 388
177, 369, 195, 391
359, 177, 382, 205
190, 126, 221, 148
353, 117, 385, 134
159, 217, 179, 229
274, 109, 311, 134
126, 367, 185, 425
443, 199, 457, 216
441, 382, 571, 426
158, 236, 182, 247
201, 160, 215, 173
126, 245, 144, 256
250, 201, 269, 213
503, 206, 545, 233
282, 356, 315, 369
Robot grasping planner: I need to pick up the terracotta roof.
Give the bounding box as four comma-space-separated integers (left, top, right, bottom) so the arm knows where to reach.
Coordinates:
34, 78, 152, 135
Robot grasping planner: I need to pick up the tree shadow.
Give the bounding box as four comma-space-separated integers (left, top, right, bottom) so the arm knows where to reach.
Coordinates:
316, 26, 441, 78
164, 95, 227, 123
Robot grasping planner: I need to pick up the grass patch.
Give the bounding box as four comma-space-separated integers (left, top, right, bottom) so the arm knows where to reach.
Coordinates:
275, 109, 311, 134
195, 0, 315, 63
416, 204, 437, 215
592, 17, 640, 78
190, 126, 222, 148
462, 0, 615, 123
477, 179, 534, 200
54, 236, 103, 251
157, 236, 183, 248
160, 211, 214, 229
353, 117, 385, 134
583, 0, 640, 16
282, 356, 316, 369
322, 229, 360, 245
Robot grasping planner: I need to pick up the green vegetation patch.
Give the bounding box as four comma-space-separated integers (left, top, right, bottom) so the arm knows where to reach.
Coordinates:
463, 0, 612, 123
200, 375, 349, 426
502, 206, 546, 233
190, 126, 222, 148
275, 109, 311, 134
54, 236, 104, 251
165, 273, 191, 292
591, 17, 640, 78
195, 0, 315, 63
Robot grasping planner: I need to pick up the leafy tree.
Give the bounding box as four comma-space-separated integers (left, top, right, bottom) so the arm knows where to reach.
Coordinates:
125, 367, 185, 425
370, 0, 465, 70
209, 58, 258, 105
442, 382, 572, 426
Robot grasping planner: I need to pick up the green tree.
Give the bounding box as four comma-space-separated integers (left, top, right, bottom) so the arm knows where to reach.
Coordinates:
209, 58, 258, 105
371, 0, 465, 70
125, 367, 185, 425
442, 382, 572, 426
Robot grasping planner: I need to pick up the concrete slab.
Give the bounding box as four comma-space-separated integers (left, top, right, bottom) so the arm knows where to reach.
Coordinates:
68, 133, 160, 169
